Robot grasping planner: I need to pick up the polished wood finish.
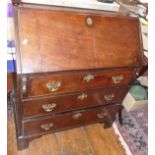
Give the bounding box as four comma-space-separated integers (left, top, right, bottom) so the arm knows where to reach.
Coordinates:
22, 69, 133, 98
17, 8, 143, 74
7, 73, 14, 93
7, 73, 16, 111
12, 2, 145, 150
8, 112, 126, 155
23, 104, 121, 137
22, 87, 127, 117
8, 73, 14, 110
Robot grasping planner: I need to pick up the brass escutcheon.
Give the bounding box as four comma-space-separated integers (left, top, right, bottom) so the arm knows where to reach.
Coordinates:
97, 112, 107, 119
42, 103, 57, 112
77, 93, 88, 101
104, 94, 115, 101
46, 81, 61, 92
83, 74, 94, 83
40, 123, 53, 131
86, 17, 93, 26
72, 113, 82, 120
112, 75, 123, 84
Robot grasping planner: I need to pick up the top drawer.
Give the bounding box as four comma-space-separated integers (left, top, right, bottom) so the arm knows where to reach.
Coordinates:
21, 68, 134, 98
15, 8, 143, 74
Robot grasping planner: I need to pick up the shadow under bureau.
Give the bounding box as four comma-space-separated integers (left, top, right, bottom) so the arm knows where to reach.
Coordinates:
12, 1, 145, 150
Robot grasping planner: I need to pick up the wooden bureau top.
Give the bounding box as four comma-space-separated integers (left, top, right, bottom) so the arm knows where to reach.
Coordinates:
14, 5, 144, 74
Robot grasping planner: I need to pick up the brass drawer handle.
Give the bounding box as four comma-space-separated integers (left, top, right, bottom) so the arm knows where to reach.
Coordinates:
86, 17, 93, 26
97, 112, 107, 119
40, 123, 53, 131
42, 103, 57, 112
104, 94, 115, 101
77, 93, 88, 101
83, 74, 94, 83
72, 113, 82, 120
112, 75, 124, 84
46, 81, 61, 92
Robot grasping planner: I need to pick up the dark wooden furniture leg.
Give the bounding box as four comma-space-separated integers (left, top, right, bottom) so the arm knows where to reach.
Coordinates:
17, 138, 29, 150
118, 105, 124, 125
7, 91, 12, 111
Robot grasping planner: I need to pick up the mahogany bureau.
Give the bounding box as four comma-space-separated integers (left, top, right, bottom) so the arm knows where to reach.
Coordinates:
12, 0, 145, 150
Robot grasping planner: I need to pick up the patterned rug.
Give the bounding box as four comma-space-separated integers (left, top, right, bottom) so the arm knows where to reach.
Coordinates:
113, 105, 148, 155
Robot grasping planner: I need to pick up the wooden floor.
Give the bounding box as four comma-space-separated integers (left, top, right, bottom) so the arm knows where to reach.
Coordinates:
8, 111, 126, 155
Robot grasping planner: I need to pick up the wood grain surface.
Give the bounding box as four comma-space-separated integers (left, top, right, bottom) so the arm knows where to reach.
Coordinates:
23, 69, 133, 98
8, 111, 126, 155
17, 8, 142, 74
22, 87, 127, 117
12, 4, 144, 151
22, 104, 121, 137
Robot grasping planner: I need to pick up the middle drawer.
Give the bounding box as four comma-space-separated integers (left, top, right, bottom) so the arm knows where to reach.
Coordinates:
22, 87, 127, 117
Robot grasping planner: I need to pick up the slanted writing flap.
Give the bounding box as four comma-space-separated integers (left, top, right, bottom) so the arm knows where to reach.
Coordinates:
16, 7, 143, 73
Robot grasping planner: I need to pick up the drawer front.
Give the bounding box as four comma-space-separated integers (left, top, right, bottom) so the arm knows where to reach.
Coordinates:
22, 69, 133, 98
22, 87, 127, 117
23, 104, 121, 136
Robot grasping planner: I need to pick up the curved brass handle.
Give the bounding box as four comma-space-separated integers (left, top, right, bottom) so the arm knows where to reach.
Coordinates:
42, 103, 57, 112
112, 75, 123, 84
46, 81, 61, 92
104, 94, 115, 101
86, 17, 93, 26
77, 93, 88, 101
97, 112, 107, 119
83, 74, 94, 83
72, 113, 82, 120
40, 123, 53, 131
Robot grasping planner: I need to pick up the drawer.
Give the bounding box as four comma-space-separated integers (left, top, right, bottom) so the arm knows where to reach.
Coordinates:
21, 68, 134, 98
22, 87, 127, 117
23, 104, 121, 137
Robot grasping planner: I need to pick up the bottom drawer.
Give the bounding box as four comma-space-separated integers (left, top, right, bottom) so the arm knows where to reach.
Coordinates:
23, 104, 121, 137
